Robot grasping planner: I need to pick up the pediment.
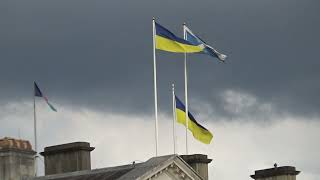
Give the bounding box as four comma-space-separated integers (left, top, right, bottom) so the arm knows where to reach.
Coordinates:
138, 156, 203, 180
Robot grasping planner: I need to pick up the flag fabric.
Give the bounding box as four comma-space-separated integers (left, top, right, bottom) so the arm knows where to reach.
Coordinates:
175, 96, 213, 144
184, 26, 227, 62
155, 22, 205, 53
34, 82, 57, 112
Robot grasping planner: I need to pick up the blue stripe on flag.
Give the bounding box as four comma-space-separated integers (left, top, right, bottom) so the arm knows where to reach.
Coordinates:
155, 22, 194, 46
185, 26, 227, 61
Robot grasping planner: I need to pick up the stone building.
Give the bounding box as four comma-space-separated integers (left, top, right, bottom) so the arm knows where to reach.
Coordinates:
0, 137, 36, 180
250, 165, 300, 180
0, 137, 300, 180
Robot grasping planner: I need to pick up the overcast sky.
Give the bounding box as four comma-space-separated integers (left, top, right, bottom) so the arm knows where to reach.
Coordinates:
1, 0, 319, 180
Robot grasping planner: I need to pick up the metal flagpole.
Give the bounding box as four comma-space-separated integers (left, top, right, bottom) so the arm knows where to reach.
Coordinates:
183, 23, 189, 155
33, 82, 38, 176
152, 18, 159, 156
172, 84, 176, 154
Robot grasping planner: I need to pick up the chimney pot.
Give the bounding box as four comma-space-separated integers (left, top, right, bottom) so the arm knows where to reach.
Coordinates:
40, 142, 94, 175
0, 137, 36, 180
180, 154, 212, 180
251, 166, 300, 180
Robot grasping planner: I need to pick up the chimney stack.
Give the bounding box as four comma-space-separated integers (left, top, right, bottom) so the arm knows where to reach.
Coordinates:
40, 142, 94, 175
0, 137, 36, 180
251, 165, 300, 180
180, 154, 212, 180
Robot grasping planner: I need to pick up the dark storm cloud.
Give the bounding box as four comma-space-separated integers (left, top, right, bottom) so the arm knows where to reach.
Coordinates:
0, 0, 319, 119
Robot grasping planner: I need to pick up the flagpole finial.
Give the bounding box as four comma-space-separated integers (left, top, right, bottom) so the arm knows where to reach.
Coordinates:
153, 17, 155, 20
172, 83, 175, 88
183, 22, 186, 26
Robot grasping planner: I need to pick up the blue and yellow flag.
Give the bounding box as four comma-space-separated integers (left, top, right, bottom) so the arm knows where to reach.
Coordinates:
184, 26, 227, 62
175, 96, 213, 144
155, 22, 204, 53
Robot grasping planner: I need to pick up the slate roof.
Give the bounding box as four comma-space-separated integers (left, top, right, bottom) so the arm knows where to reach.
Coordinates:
32, 155, 178, 180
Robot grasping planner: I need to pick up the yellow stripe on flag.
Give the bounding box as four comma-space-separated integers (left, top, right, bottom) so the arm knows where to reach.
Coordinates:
176, 109, 213, 144
156, 35, 204, 53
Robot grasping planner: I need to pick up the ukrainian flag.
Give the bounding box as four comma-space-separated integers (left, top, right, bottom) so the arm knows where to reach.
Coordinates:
184, 26, 227, 61
175, 96, 213, 144
155, 22, 204, 53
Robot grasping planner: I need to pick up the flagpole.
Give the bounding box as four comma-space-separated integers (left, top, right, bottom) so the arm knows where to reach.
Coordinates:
172, 83, 176, 154
33, 82, 38, 176
183, 22, 189, 155
152, 18, 159, 156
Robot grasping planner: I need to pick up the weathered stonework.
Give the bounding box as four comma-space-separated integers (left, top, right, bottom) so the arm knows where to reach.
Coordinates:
180, 154, 212, 180
40, 142, 95, 175
0, 137, 36, 180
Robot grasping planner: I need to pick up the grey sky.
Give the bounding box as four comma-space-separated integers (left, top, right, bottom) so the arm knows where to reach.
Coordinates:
1, 1, 320, 179
0, 102, 319, 180
1, 0, 319, 119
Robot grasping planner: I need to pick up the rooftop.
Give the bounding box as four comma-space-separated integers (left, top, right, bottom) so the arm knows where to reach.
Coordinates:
251, 166, 300, 179
31, 154, 203, 180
